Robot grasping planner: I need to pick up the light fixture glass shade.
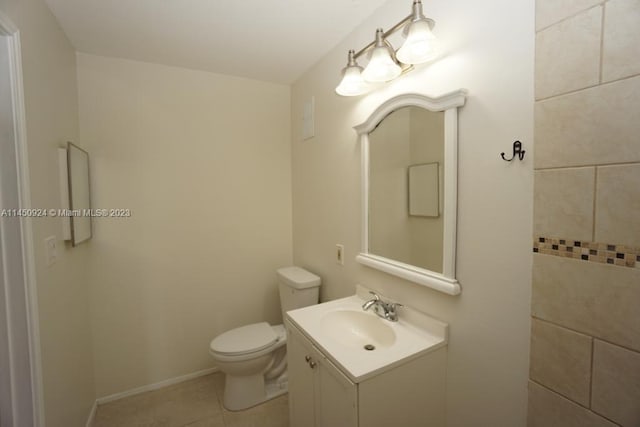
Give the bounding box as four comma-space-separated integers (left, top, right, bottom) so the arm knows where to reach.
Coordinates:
396, 1, 438, 65
336, 65, 369, 96
362, 29, 402, 83
335, 50, 369, 96
396, 18, 438, 64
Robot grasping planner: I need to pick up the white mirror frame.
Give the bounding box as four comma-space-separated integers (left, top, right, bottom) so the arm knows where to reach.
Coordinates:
355, 90, 467, 295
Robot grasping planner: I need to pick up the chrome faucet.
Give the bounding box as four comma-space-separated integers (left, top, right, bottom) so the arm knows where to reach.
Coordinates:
362, 291, 403, 322
362, 291, 380, 311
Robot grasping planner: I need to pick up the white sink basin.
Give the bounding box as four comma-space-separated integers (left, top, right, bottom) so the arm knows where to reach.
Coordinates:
321, 310, 396, 350
287, 285, 448, 383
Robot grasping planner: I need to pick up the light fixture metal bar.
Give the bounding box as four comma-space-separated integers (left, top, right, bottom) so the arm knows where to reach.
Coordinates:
336, 0, 438, 96
353, 14, 413, 59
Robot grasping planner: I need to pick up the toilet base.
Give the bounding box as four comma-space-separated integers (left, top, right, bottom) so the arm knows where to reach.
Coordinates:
222, 372, 288, 411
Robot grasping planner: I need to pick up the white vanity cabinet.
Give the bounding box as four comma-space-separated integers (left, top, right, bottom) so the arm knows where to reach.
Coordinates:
286, 319, 446, 427
287, 320, 357, 427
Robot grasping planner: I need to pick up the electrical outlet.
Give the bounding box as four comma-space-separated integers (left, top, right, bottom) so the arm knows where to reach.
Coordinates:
336, 244, 344, 265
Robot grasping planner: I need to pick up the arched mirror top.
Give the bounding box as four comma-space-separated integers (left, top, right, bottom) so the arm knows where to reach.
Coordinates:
355, 90, 467, 295
355, 90, 467, 136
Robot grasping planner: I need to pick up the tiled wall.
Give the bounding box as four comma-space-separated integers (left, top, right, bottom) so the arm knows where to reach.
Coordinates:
529, 0, 640, 426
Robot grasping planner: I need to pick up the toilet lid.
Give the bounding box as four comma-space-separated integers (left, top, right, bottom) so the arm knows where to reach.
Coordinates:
210, 322, 278, 355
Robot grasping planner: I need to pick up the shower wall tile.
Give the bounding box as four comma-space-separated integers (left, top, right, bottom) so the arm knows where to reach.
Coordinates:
534, 168, 594, 241
529, 319, 592, 405
592, 340, 640, 427
532, 254, 640, 352
528, 381, 617, 427
533, 236, 640, 268
535, 75, 640, 169
595, 164, 640, 248
603, 0, 640, 82
536, 0, 603, 30
532, 0, 640, 419
535, 7, 601, 99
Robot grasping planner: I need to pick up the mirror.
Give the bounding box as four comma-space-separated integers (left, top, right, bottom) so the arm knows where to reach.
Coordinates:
369, 109, 443, 273
67, 142, 92, 246
355, 91, 466, 295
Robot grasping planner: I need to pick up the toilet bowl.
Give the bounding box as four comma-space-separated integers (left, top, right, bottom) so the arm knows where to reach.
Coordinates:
210, 323, 288, 411
209, 266, 321, 411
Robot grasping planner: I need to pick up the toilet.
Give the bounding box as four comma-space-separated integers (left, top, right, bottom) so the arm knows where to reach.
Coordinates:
209, 266, 321, 411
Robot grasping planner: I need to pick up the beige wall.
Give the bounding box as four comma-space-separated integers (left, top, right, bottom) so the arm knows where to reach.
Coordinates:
0, 0, 96, 426
529, 0, 640, 426
291, 0, 534, 425
76, 53, 293, 397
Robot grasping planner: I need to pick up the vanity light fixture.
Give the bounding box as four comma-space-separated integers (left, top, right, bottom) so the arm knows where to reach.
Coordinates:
335, 0, 439, 97
361, 29, 403, 83
396, 0, 439, 65
335, 50, 369, 96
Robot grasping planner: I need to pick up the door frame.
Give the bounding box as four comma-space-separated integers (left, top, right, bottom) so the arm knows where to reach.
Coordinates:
0, 10, 45, 427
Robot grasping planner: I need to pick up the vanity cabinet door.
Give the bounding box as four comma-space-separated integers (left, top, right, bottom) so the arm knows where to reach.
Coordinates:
287, 323, 316, 427
287, 321, 358, 427
316, 354, 357, 427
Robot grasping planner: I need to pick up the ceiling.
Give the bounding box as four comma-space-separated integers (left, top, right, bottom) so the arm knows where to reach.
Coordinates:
44, 0, 390, 84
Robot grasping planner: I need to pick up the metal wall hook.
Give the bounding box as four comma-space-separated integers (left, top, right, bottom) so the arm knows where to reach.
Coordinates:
501, 140, 525, 161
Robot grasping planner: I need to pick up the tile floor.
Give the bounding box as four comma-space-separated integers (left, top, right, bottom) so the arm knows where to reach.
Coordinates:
93, 373, 289, 427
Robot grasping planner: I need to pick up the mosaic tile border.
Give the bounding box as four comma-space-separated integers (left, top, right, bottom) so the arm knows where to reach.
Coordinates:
533, 237, 640, 269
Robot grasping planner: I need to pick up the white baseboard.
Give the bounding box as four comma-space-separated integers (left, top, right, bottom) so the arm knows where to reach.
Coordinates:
96, 367, 219, 405
85, 400, 97, 427
87, 366, 219, 419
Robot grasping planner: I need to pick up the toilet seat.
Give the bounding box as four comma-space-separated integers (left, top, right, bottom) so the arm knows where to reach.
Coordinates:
210, 322, 283, 358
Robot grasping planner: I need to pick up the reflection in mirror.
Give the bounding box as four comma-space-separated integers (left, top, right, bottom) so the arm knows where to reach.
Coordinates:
355, 91, 466, 295
408, 163, 439, 218
67, 142, 91, 246
369, 107, 444, 272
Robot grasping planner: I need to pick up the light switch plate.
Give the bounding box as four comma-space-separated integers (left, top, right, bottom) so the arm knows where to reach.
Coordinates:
45, 236, 57, 266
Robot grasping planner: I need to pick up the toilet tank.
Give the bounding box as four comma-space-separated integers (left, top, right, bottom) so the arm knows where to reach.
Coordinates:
277, 266, 321, 319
